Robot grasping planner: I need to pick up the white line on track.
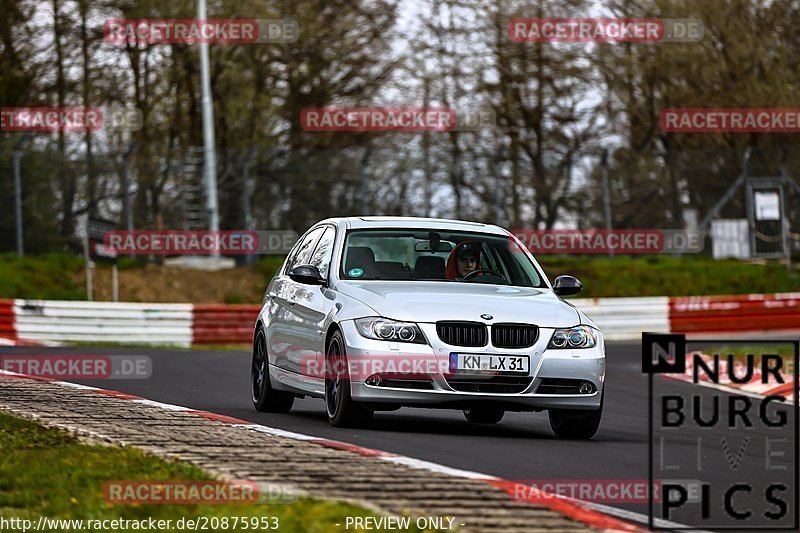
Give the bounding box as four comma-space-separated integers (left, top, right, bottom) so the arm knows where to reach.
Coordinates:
579, 500, 712, 532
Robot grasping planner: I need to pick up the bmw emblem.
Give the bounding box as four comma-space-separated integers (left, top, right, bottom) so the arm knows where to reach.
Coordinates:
480, 314, 493, 320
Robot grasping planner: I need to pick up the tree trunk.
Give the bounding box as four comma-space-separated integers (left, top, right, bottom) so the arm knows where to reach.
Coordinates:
53, 0, 73, 238
79, 0, 95, 217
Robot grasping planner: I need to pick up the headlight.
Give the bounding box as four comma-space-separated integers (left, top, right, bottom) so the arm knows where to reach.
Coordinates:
354, 318, 427, 344
548, 326, 597, 349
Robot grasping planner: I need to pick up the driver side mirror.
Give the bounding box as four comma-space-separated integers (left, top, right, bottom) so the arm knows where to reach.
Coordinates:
553, 275, 583, 297
289, 265, 326, 286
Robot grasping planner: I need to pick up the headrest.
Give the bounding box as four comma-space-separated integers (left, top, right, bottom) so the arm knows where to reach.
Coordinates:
414, 255, 446, 278
345, 247, 376, 274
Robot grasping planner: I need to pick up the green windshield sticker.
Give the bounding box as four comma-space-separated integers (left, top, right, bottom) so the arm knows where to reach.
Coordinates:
348, 267, 364, 278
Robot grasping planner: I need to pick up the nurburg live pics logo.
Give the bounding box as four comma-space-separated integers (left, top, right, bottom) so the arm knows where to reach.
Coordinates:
643, 333, 799, 530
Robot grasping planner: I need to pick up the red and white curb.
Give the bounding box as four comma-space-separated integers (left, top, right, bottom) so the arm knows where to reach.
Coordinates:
0, 369, 657, 532
666, 351, 797, 400
0, 337, 49, 347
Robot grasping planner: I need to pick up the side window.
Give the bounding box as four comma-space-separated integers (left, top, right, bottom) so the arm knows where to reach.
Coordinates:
283, 242, 303, 274
481, 243, 502, 272
308, 227, 336, 278
285, 227, 323, 273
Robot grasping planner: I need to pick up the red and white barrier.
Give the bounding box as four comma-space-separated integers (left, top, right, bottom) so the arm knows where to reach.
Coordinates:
669, 292, 800, 334
0, 292, 797, 347
1, 299, 198, 347
0, 300, 17, 346
193, 304, 259, 345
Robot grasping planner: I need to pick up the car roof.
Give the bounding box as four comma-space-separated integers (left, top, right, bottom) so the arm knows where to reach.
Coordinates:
315, 216, 510, 236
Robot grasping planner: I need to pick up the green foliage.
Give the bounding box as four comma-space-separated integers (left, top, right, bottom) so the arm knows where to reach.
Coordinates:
0, 253, 85, 300
539, 255, 800, 298
250, 256, 286, 280
116, 257, 146, 270
223, 292, 246, 304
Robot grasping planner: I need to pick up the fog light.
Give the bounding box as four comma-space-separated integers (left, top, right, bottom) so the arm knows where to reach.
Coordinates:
365, 375, 382, 386
579, 381, 595, 394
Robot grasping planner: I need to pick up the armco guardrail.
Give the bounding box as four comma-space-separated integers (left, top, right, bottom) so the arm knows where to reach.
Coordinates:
0, 293, 797, 347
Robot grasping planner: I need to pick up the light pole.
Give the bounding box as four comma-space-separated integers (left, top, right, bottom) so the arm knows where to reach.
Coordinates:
12, 134, 30, 256
198, 0, 220, 256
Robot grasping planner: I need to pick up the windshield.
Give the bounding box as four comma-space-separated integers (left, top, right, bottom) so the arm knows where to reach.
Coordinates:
340, 230, 546, 287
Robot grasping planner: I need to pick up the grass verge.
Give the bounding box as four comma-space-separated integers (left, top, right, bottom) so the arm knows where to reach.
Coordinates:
540, 254, 799, 298
0, 253, 86, 300
0, 411, 422, 532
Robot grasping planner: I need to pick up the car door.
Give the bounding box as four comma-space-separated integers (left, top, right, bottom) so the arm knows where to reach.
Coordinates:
267, 227, 324, 375
291, 225, 337, 378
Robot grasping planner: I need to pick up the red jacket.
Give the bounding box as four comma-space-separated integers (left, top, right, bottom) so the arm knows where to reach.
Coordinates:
445, 241, 482, 280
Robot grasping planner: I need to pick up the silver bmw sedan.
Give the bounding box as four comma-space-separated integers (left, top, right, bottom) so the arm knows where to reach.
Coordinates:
252, 217, 605, 439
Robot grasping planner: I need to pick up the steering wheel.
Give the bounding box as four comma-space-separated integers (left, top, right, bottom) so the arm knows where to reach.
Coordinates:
462, 269, 508, 283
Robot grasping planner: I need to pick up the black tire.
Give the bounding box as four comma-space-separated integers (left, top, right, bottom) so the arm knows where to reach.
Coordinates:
251, 329, 294, 413
463, 406, 505, 424
548, 392, 603, 439
325, 330, 373, 428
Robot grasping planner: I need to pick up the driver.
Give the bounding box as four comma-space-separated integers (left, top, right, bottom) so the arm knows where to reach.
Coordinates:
445, 241, 481, 280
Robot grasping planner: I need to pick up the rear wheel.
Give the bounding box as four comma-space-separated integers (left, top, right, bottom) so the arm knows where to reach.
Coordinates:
251, 329, 294, 413
463, 406, 505, 424
548, 393, 603, 439
325, 330, 373, 427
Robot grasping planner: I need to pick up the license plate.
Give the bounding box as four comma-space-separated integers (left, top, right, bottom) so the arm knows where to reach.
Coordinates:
449, 353, 529, 374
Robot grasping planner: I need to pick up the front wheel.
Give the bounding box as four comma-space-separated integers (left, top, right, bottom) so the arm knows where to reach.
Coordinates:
325, 330, 373, 427
548, 393, 603, 439
251, 329, 294, 413
463, 406, 505, 424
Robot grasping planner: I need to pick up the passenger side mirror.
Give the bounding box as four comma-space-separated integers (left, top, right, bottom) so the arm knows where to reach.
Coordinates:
553, 275, 583, 297
289, 265, 326, 286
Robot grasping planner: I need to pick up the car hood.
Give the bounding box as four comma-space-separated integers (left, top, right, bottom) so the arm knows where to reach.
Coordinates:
335, 281, 580, 327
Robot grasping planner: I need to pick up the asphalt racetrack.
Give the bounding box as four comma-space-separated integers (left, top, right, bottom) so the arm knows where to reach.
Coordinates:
2, 340, 796, 529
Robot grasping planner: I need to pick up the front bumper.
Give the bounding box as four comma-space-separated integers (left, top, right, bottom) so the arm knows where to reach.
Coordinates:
339, 320, 605, 411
